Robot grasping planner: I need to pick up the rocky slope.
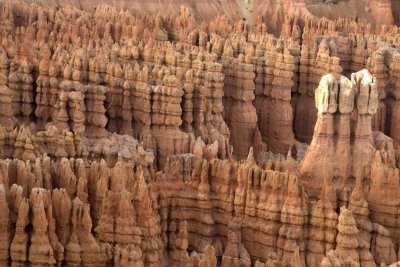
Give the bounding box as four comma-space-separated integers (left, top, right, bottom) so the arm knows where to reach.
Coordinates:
0, 0, 399, 266
8, 0, 399, 31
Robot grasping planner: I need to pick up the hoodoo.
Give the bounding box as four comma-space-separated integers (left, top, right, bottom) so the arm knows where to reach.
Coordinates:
0, 0, 399, 266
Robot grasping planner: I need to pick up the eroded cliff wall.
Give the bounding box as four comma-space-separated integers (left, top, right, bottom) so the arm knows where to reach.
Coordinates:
0, 1, 399, 267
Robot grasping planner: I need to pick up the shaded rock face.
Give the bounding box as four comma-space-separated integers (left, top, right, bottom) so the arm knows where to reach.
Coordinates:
1, 1, 400, 267
2, 0, 400, 159
0, 126, 396, 267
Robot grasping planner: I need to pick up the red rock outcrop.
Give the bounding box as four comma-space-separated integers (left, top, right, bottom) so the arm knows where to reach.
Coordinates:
301, 69, 378, 199
86, 63, 108, 132
222, 52, 262, 159
0, 184, 10, 265
294, 39, 343, 143
0, 1, 399, 267
221, 220, 251, 267
0, 51, 17, 131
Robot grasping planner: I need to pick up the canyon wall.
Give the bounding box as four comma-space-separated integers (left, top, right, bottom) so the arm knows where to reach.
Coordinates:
0, 1, 399, 267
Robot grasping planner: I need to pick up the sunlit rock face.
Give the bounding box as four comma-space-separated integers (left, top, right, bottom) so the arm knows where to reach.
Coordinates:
1, 0, 400, 266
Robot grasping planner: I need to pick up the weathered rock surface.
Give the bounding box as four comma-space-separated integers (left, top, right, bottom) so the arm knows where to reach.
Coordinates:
0, 1, 399, 267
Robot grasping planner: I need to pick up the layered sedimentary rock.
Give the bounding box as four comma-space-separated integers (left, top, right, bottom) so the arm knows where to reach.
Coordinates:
0, 51, 17, 131
0, 125, 396, 267
0, 1, 400, 267
85, 84, 108, 138
306, 182, 338, 266
255, 46, 298, 154
35, 47, 58, 128
294, 39, 343, 143
221, 220, 251, 267
105, 63, 124, 134
0, 184, 10, 265
151, 75, 192, 168
301, 70, 378, 199
8, 61, 34, 122
222, 53, 262, 159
